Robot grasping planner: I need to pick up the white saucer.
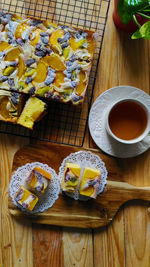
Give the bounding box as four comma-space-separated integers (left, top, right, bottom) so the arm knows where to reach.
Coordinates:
89, 86, 150, 158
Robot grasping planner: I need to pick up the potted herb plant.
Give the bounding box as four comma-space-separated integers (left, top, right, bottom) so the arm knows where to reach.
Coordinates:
113, 0, 150, 39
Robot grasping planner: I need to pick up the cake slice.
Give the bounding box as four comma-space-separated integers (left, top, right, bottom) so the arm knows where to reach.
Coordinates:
0, 12, 96, 105
61, 163, 81, 193
0, 89, 24, 123
15, 186, 38, 211
79, 167, 101, 199
25, 166, 52, 193
17, 96, 47, 129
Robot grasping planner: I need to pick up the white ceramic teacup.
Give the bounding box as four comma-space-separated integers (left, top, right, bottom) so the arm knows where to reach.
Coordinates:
106, 98, 150, 145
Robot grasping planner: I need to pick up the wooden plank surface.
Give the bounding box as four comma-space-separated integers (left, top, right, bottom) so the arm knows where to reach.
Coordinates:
0, 134, 33, 267
88, 0, 150, 266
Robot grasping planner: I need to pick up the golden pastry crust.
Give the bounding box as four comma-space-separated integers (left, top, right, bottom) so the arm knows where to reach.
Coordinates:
0, 12, 96, 105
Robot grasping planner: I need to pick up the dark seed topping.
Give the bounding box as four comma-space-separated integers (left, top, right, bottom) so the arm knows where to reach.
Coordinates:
25, 59, 36, 67
66, 61, 72, 67
60, 25, 68, 30
30, 19, 42, 26
11, 92, 19, 98
11, 96, 19, 105
35, 50, 47, 57
70, 55, 76, 62
47, 92, 53, 98
75, 30, 86, 39
35, 43, 43, 50
65, 72, 71, 79
71, 81, 77, 88
47, 68, 55, 76
57, 37, 64, 44
41, 36, 49, 45
43, 47, 48, 53
0, 52, 5, 58
40, 32, 49, 37
88, 179, 98, 186
34, 171, 43, 183
7, 31, 13, 39
72, 95, 83, 102
16, 38, 25, 46
64, 32, 71, 41
0, 13, 12, 24
28, 87, 35, 95
61, 42, 68, 49
8, 39, 13, 44
8, 78, 15, 86
25, 77, 33, 84
0, 76, 8, 82
10, 61, 18, 67
44, 77, 54, 86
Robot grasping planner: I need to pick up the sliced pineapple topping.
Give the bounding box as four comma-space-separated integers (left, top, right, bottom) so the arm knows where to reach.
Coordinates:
0, 89, 24, 122
0, 12, 96, 109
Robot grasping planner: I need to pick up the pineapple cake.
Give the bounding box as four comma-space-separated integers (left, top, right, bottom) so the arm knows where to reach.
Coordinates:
0, 12, 96, 105
61, 163, 81, 193
25, 166, 52, 193
15, 185, 38, 211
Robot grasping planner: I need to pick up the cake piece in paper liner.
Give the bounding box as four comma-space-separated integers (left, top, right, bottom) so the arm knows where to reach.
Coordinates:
25, 166, 52, 194
61, 163, 81, 193
79, 167, 101, 199
15, 185, 38, 211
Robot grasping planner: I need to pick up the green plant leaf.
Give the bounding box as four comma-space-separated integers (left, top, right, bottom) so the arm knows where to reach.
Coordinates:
118, 0, 150, 25
131, 21, 150, 39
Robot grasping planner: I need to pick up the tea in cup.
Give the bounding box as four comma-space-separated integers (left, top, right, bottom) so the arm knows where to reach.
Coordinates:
106, 99, 150, 144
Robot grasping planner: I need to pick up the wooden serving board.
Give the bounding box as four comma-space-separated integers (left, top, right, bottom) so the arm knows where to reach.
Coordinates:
8, 143, 150, 228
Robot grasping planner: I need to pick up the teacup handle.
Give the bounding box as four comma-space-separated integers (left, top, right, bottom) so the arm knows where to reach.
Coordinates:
143, 132, 150, 148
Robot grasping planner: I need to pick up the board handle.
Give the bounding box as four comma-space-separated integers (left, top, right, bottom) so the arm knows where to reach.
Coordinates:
106, 180, 150, 202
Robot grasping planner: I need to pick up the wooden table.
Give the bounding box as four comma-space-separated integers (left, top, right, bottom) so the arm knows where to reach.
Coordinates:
0, 1, 150, 266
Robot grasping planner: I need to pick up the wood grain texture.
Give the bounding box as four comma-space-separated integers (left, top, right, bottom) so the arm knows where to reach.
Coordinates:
120, 152, 150, 266
8, 143, 150, 229
33, 225, 63, 267
63, 229, 93, 267
89, 0, 150, 266
117, 4, 150, 264
0, 134, 33, 267
94, 211, 125, 267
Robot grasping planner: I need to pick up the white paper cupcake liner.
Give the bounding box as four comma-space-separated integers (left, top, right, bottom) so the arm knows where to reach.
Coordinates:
9, 162, 60, 213
58, 151, 108, 200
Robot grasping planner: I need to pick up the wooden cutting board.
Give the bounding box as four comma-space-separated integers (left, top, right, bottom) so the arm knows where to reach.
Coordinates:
8, 142, 150, 228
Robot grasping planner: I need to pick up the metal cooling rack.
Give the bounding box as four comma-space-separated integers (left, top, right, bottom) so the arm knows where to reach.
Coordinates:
0, 0, 110, 146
